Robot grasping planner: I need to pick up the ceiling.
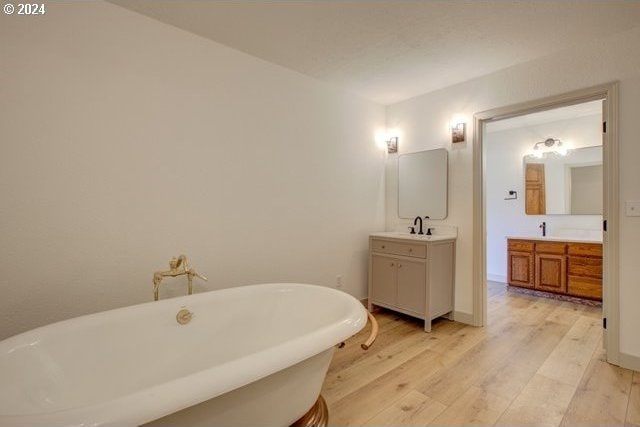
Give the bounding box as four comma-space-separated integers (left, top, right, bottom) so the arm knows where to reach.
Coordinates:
109, 0, 640, 105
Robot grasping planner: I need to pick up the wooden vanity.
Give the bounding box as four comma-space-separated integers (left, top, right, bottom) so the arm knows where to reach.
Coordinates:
507, 237, 602, 300
368, 233, 455, 332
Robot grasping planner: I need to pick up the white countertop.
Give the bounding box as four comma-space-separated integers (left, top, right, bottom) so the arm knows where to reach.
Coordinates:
506, 235, 602, 244
371, 231, 457, 242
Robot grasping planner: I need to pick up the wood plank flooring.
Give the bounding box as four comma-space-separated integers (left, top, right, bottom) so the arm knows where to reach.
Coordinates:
322, 281, 639, 426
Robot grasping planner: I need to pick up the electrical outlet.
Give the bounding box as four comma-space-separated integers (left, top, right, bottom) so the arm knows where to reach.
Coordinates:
335, 275, 343, 288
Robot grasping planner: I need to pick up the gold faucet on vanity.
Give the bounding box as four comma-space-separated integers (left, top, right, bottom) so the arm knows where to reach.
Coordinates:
152, 254, 207, 301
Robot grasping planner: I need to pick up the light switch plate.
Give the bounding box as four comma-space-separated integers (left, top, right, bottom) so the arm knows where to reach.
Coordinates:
625, 201, 640, 217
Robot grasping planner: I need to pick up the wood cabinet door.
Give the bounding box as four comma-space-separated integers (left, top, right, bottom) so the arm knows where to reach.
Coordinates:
535, 253, 567, 293
396, 259, 426, 315
508, 250, 534, 288
525, 163, 546, 214
371, 254, 397, 306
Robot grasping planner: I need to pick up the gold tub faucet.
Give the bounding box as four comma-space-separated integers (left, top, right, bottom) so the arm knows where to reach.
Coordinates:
153, 254, 207, 301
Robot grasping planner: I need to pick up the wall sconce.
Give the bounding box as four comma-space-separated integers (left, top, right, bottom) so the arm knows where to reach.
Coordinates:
451, 122, 466, 143
532, 137, 567, 158
386, 137, 398, 153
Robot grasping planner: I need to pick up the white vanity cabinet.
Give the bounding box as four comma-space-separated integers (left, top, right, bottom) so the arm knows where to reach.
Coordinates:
368, 233, 455, 332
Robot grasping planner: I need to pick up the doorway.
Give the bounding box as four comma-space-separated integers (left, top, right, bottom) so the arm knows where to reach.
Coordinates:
472, 82, 619, 364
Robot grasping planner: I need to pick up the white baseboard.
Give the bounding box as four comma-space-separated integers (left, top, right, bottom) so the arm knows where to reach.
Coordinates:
619, 352, 640, 371
487, 273, 507, 283
453, 311, 475, 325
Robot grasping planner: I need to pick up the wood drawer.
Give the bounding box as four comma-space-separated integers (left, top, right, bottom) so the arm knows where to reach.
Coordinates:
567, 276, 602, 300
508, 240, 534, 252
371, 239, 426, 258
568, 256, 602, 278
568, 243, 602, 258
535, 242, 566, 255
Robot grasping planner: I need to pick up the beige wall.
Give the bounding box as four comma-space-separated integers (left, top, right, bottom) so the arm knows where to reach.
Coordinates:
0, 1, 386, 339
386, 26, 640, 358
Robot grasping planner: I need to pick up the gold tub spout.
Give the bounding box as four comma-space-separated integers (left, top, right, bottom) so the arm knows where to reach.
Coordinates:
153, 255, 207, 301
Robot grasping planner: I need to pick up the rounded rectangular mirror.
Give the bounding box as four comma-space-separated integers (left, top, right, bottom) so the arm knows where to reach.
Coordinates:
398, 148, 448, 219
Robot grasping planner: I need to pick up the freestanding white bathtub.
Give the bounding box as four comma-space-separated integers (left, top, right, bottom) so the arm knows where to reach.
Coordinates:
0, 283, 367, 427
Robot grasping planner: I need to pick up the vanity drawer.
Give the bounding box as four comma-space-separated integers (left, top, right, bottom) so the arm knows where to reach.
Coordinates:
371, 239, 426, 258
567, 276, 602, 300
568, 256, 602, 278
535, 242, 567, 255
568, 243, 602, 258
508, 240, 534, 252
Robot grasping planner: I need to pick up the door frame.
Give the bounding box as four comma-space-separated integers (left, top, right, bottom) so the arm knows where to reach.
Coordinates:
472, 82, 620, 365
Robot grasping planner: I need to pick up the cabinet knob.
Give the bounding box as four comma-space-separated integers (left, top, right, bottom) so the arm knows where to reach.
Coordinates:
398, 264, 402, 268
408, 248, 413, 252
381, 245, 386, 249
390, 262, 394, 267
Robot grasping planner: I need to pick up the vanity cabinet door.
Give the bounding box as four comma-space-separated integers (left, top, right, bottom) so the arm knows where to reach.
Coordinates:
508, 251, 535, 288
371, 254, 397, 306
535, 253, 567, 293
396, 259, 426, 315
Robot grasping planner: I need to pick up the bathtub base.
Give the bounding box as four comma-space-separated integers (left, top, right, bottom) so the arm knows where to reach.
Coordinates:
144, 349, 334, 427
290, 395, 328, 427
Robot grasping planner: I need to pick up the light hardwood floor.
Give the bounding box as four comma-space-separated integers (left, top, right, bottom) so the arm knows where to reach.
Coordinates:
322, 281, 640, 426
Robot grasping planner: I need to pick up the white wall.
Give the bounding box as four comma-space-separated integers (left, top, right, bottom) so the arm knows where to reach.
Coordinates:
0, 2, 386, 339
484, 115, 602, 282
386, 25, 640, 359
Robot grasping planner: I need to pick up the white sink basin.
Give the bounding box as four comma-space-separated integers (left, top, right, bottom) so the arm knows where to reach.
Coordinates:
371, 232, 457, 242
